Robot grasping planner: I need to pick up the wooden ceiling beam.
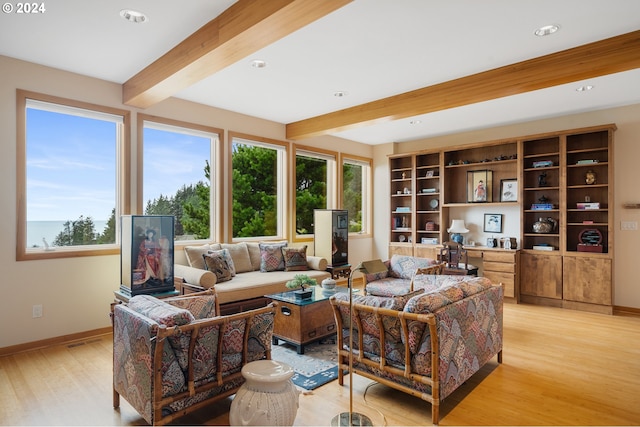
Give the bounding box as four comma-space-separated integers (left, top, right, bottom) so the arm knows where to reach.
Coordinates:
286, 30, 640, 140
123, 0, 352, 108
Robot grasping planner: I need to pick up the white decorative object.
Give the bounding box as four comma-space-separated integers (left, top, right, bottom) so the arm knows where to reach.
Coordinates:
229, 360, 299, 426
321, 277, 337, 292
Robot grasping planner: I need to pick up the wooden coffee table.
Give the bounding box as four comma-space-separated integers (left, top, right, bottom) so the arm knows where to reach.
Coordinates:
266, 286, 350, 354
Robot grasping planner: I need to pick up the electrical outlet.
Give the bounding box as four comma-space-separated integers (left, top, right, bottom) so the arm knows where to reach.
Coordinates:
32, 304, 43, 318
621, 221, 638, 231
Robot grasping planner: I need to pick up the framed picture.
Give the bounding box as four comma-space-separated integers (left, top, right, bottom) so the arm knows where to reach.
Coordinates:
467, 170, 492, 203
500, 178, 518, 202
425, 170, 434, 178
484, 214, 503, 233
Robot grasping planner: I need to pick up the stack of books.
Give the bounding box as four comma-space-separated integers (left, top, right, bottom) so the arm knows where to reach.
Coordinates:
532, 160, 553, 168
576, 159, 599, 165
531, 203, 554, 210
577, 202, 600, 210
532, 244, 555, 251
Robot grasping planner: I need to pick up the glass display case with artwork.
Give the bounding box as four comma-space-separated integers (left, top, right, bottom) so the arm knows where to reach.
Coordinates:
120, 215, 175, 297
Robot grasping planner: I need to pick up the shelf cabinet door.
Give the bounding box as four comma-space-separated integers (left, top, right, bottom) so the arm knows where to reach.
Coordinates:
520, 253, 562, 299
562, 256, 612, 305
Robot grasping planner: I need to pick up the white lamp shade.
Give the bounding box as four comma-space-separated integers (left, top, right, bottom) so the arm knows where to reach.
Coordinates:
447, 219, 469, 234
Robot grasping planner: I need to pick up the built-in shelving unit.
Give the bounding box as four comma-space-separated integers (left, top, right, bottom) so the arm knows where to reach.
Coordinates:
387, 124, 616, 313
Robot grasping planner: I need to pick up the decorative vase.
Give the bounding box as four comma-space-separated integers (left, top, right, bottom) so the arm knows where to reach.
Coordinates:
321, 277, 337, 292
229, 360, 299, 426
451, 233, 464, 244
533, 217, 557, 234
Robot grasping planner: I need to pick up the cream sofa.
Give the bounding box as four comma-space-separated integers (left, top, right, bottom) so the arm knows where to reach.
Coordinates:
174, 241, 330, 314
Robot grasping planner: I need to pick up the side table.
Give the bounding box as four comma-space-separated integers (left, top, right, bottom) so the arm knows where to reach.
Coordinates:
326, 263, 351, 280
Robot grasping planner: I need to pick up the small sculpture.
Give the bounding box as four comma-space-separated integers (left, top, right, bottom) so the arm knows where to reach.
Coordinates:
585, 170, 596, 185
538, 172, 547, 187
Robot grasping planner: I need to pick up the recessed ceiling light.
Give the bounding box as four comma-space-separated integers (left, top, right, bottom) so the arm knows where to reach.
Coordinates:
120, 9, 147, 24
534, 24, 559, 37
251, 59, 267, 68
576, 85, 594, 92
334, 91, 348, 97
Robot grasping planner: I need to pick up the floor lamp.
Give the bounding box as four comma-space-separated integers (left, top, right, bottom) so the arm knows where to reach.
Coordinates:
331, 259, 388, 427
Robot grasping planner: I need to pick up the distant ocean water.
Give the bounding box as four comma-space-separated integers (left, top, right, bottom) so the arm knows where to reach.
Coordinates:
27, 220, 108, 248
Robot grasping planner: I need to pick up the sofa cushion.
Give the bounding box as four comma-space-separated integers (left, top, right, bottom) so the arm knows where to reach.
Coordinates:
221, 243, 253, 273
202, 252, 233, 283
174, 263, 217, 289
389, 255, 437, 279
306, 255, 327, 271
365, 277, 412, 297
282, 245, 308, 271
259, 242, 287, 272
184, 243, 222, 270
128, 295, 195, 327
208, 248, 236, 276
213, 269, 330, 305
246, 242, 262, 271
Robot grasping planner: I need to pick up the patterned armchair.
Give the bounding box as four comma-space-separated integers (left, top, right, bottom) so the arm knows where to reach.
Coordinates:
111, 289, 275, 426
330, 276, 503, 425
363, 254, 441, 297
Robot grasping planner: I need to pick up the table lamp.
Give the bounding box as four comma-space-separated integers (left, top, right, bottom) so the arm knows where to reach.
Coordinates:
447, 219, 469, 244
331, 259, 387, 427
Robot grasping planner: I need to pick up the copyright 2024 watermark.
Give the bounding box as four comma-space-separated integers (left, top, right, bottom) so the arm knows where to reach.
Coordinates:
2, 2, 46, 13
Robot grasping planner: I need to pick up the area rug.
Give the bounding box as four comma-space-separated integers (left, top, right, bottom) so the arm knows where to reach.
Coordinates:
271, 337, 338, 391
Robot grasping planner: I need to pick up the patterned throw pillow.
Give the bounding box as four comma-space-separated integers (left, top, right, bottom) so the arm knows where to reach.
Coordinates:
128, 295, 195, 327
208, 248, 236, 276
202, 252, 233, 283
281, 245, 308, 271
259, 242, 287, 272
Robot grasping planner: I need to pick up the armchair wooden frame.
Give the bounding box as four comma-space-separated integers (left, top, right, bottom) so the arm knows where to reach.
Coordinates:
111, 291, 277, 426
330, 298, 442, 424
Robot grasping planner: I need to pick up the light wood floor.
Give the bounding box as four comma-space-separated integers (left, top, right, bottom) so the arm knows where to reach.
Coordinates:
1, 302, 639, 426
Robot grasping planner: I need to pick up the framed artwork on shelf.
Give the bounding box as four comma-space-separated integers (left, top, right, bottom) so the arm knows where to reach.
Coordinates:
500, 178, 518, 202
467, 170, 492, 203
484, 213, 503, 233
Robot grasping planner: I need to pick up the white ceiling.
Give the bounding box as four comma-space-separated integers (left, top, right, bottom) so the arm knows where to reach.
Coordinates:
1, 0, 639, 145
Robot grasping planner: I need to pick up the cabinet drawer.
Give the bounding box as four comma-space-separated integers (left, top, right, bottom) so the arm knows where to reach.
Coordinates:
483, 251, 516, 263
484, 261, 515, 273
483, 272, 515, 298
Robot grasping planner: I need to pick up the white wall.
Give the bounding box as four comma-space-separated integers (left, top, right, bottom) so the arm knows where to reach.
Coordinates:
372, 104, 640, 309
0, 56, 374, 349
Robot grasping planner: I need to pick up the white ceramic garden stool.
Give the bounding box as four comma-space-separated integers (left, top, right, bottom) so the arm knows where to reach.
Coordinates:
229, 360, 299, 426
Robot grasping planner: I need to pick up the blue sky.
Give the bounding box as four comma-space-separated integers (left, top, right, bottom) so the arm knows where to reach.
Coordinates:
26, 108, 211, 222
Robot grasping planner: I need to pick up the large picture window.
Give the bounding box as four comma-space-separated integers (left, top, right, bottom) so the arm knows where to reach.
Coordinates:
17, 90, 129, 260
342, 156, 371, 234
295, 148, 336, 236
231, 134, 287, 239
140, 116, 221, 241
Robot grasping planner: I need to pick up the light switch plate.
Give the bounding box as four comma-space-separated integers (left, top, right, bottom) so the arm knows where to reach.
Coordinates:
621, 221, 638, 230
